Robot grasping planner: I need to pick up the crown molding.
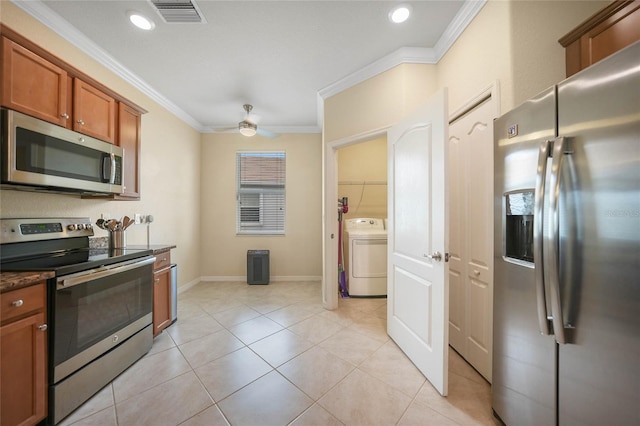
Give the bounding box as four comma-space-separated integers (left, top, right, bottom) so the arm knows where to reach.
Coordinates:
11, 0, 204, 131
434, 0, 486, 58
317, 0, 486, 101
13, 0, 485, 133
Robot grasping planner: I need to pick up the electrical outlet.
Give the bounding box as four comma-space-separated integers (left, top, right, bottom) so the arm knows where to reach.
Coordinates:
134, 213, 142, 224
101, 213, 111, 220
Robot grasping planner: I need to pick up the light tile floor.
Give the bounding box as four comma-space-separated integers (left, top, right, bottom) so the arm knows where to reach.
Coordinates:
60, 281, 500, 426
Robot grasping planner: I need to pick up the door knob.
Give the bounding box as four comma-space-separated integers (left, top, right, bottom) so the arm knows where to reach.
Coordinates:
424, 251, 442, 262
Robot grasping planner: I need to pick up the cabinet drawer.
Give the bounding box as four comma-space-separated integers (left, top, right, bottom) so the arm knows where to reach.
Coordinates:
1, 284, 46, 324
153, 251, 171, 271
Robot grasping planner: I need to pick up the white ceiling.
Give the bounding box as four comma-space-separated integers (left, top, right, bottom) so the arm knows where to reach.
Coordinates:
14, 0, 485, 134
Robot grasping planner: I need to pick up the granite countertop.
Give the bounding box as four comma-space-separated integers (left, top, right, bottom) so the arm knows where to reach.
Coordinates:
126, 244, 176, 254
0, 271, 54, 293
0, 244, 175, 293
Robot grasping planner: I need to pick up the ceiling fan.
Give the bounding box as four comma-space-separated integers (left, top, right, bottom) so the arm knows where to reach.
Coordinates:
224, 104, 278, 138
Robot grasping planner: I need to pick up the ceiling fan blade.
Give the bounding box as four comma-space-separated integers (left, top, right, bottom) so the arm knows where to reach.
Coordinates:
215, 126, 239, 133
257, 127, 278, 138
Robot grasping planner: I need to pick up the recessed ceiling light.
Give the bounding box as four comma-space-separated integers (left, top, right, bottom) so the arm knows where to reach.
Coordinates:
389, 4, 412, 24
128, 11, 155, 30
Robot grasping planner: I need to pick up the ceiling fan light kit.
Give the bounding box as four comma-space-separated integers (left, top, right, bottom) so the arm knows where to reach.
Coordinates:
217, 104, 278, 138
239, 121, 257, 137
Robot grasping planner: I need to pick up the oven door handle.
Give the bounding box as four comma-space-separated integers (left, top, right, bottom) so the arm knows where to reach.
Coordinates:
58, 256, 156, 289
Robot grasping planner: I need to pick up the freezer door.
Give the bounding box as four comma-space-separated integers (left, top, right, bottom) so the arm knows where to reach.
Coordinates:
555, 41, 640, 426
492, 87, 557, 426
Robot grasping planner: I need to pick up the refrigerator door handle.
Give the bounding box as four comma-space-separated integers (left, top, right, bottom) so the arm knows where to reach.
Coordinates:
548, 136, 573, 344
534, 139, 552, 335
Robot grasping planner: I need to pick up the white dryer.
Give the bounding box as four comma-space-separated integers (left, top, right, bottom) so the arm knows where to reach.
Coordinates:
343, 218, 387, 297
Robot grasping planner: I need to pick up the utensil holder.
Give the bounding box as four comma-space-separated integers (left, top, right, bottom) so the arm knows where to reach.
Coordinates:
109, 230, 126, 249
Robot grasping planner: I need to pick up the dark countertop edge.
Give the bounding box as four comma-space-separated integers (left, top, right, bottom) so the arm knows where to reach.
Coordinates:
125, 244, 176, 255
0, 270, 55, 293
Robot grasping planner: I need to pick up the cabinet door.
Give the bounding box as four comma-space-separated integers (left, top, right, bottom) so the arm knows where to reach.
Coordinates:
1, 37, 69, 126
73, 79, 116, 143
153, 268, 172, 337
117, 103, 141, 198
561, 1, 640, 76
0, 312, 47, 426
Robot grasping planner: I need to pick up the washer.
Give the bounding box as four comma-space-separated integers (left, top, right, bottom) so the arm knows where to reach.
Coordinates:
343, 218, 387, 297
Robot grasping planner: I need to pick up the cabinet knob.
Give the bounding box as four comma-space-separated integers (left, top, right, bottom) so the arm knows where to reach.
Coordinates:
155, 278, 160, 282
474, 270, 481, 276
61, 113, 69, 119
11, 299, 24, 307
38, 324, 48, 331
77, 119, 85, 125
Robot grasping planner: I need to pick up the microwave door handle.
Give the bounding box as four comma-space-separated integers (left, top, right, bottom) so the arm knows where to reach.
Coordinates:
101, 153, 111, 183
109, 153, 116, 184
534, 139, 552, 336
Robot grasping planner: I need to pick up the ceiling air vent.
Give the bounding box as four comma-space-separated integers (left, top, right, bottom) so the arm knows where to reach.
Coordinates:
150, 0, 206, 24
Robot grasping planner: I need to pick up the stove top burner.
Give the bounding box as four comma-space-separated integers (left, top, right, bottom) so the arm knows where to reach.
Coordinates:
1, 247, 154, 276
1, 218, 152, 277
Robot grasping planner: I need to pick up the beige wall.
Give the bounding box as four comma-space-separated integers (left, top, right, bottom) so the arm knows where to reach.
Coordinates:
324, 63, 439, 142
0, 2, 202, 289
200, 133, 322, 279
337, 137, 387, 219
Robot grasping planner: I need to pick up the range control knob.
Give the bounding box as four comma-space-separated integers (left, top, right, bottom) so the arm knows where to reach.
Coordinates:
77, 224, 86, 230
67, 224, 76, 231
85, 224, 92, 230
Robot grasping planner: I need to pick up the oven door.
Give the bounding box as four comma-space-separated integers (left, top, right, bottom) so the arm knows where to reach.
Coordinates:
52, 256, 155, 383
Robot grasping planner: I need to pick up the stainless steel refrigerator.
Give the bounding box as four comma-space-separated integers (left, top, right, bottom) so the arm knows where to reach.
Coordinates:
492, 41, 640, 426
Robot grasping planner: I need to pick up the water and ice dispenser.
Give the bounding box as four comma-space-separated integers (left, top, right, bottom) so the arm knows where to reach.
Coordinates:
505, 191, 534, 263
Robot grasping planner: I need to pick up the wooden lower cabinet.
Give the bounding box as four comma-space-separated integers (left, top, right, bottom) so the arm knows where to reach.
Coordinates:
152, 251, 173, 337
0, 283, 48, 426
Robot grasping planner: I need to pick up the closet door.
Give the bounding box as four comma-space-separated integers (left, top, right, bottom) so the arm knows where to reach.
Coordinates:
448, 95, 495, 381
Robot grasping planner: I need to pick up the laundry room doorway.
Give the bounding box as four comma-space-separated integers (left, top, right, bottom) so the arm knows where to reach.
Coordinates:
335, 137, 388, 300
336, 137, 388, 221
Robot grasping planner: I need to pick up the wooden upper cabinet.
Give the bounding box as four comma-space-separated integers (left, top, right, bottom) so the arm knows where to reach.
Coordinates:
1, 27, 147, 199
117, 103, 141, 198
1, 37, 70, 126
559, 0, 640, 77
73, 79, 116, 144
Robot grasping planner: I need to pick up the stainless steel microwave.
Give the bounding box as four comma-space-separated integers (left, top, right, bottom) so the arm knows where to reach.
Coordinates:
1, 108, 123, 195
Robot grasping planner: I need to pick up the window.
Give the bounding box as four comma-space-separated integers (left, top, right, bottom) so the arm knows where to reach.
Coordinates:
236, 151, 285, 234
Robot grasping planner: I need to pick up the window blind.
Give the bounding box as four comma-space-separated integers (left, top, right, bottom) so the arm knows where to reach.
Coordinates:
236, 151, 286, 234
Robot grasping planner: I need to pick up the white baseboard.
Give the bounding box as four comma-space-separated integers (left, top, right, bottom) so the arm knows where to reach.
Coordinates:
176, 277, 202, 294
199, 275, 322, 282
177, 275, 322, 294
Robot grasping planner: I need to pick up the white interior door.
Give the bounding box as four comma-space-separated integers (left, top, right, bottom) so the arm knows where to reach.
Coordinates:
387, 89, 449, 395
448, 95, 496, 381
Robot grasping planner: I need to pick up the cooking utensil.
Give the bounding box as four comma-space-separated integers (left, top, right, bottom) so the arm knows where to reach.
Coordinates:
122, 216, 132, 230
107, 219, 117, 231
